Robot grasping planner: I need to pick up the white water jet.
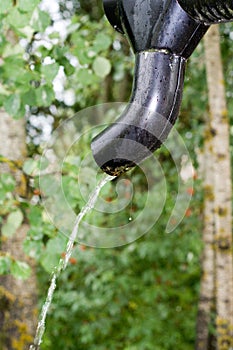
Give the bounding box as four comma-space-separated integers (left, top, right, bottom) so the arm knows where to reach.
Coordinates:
29, 174, 115, 350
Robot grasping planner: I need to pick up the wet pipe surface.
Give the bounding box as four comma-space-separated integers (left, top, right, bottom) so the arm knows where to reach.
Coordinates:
95, 0, 233, 176
92, 0, 208, 176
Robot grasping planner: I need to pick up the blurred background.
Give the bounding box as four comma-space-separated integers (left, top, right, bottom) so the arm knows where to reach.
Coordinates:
0, 1, 232, 349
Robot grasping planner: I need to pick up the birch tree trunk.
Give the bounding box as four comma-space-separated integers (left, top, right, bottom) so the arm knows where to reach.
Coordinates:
201, 25, 233, 350
195, 114, 216, 350
0, 111, 37, 349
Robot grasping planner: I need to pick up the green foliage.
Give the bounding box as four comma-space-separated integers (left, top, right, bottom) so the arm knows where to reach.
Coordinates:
18, 0, 40, 13
0, 255, 31, 279
3, 94, 22, 118
41, 63, 60, 83
39, 173, 203, 350
0, 255, 11, 274
93, 56, 112, 78
0, 0, 12, 14
2, 209, 24, 237
31, 8, 51, 32
23, 159, 40, 176
11, 260, 31, 279
40, 235, 67, 273
0, 173, 16, 202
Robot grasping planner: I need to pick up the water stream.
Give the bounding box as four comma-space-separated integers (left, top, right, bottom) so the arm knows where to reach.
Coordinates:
29, 174, 115, 350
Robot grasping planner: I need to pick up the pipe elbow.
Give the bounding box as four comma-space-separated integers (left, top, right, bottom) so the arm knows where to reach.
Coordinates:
91, 0, 208, 176
91, 51, 186, 176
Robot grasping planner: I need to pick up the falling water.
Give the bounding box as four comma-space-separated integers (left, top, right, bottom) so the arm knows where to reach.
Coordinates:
29, 174, 115, 350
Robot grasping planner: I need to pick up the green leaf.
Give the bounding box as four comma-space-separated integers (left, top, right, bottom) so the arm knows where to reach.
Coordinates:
11, 260, 31, 280
93, 57, 111, 78
23, 239, 43, 260
23, 159, 39, 176
0, 0, 13, 14
35, 85, 55, 107
1, 57, 30, 95
18, 0, 40, 13
2, 209, 24, 237
0, 256, 11, 275
27, 227, 44, 240
93, 33, 112, 53
39, 175, 60, 196
31, 8, 51, 32
22, 89, 37, 106
28, 206, 42, 227
73, 48, 92, 65
60, 57, 75, 76
2, 42, 24, 58
6, 8, 31, 28
72, 36, 86, 49
40, 235, 67, 273
13, 104, 26, 120
0, 174, 16, 192
41, 63, 59, 82
3, 94, 21, 116
77, 69, 98, 86
48, 31, 60, 39
17, 25, 35, 40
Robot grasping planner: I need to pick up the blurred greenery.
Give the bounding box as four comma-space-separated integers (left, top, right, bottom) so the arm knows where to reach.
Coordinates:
0, 0, 233, 349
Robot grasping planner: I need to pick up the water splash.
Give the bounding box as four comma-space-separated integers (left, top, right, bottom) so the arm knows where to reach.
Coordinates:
29, 174, 115, 350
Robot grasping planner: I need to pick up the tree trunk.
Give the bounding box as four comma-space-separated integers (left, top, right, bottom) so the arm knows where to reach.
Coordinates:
195, 114, 216, 350
0, 111, 37, 350
200, 25, 233, 350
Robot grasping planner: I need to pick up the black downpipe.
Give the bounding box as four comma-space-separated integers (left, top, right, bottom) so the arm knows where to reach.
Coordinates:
91, 0, 208, 176
178, 0, 233, 24
92, 52, 186, 175
102, 0, 124, 34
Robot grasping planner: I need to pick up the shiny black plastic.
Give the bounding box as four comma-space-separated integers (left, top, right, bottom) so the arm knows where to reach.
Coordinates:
103, 0, 124, 33
118, 0, 208, 56
178, 0, 233, 24
91, 51, 186, 175
92, 0, 208, 176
